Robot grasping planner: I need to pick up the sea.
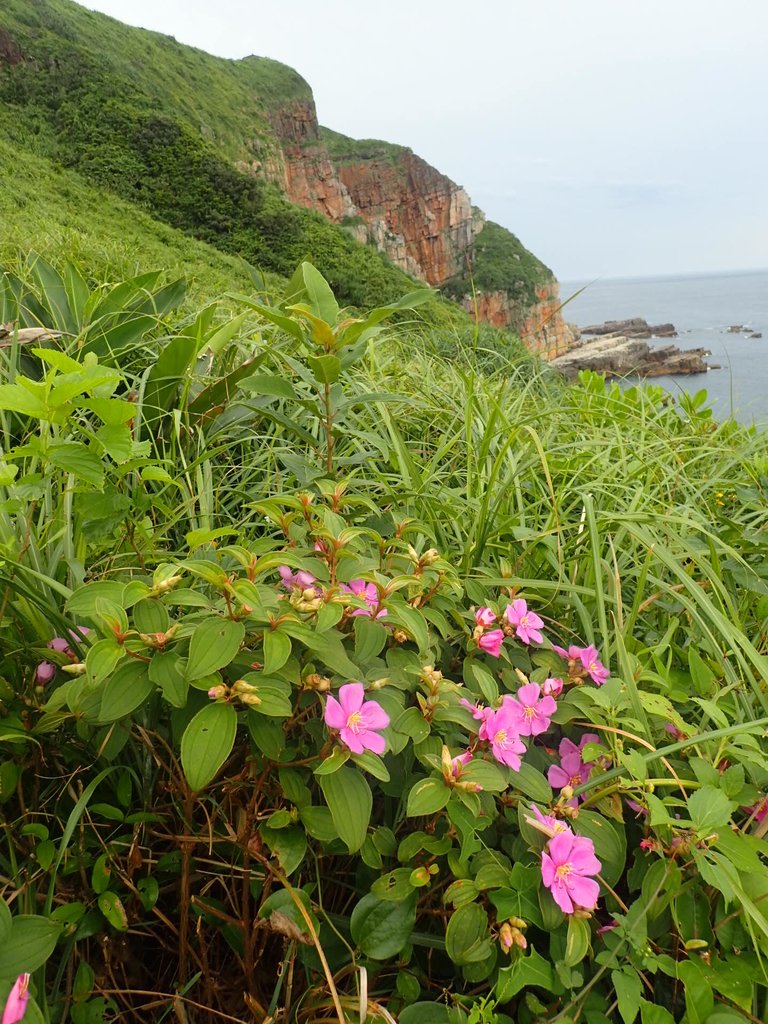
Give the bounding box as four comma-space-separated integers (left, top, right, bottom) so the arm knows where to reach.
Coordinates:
560, 269, 768, 425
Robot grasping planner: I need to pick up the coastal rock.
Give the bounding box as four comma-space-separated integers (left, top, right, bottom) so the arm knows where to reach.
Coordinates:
726, 324, 751, 333
549, 334, 710, 380
750, 332, 763, 339
461, 283, 578, 358
581, 318, 677, 338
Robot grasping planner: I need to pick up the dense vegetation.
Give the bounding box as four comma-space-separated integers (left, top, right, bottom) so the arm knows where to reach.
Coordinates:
0, 0, 554, 322
1, 5, 768, 1024
443, 221, 554, 311
0, 250, 767, 1024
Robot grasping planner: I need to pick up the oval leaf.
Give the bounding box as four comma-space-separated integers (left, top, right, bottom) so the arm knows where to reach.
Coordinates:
181, 702, 238, 791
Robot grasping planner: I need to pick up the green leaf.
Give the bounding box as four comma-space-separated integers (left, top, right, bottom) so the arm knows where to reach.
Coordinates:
186, 618, 245, 681
445, 902, 490, 965
148, 652, 188, 708
97, 891, 128, 932
611, 968, 642, 1024
509, 762, 553, 803
673, 887, 714, 948
263, 630, 292, 674
307, 353, 341, 384
564, 915, 591, 966
0, 916, 61, 974
259, 826, 307, 876
47, 441, 104, 486
407, 777, 451, 817
319, 766, 371, 852
350, 892, 417, 959
354, 616, 388, 661
299, 806, 339, 843
85, 638, 125, 689
300, 262, 339, 325
0, 899, 11, 944
495, 947, 557, 1002
639, 1002, 674, 1024
460, 759, 508, 793
0, 383, 48, 418
687, 786, 735, 834
386, 601, 429, 653
97, 660, 154, 724
181, 702, 238, 791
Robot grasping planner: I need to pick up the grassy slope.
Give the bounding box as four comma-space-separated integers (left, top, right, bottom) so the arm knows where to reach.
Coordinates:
0, 0, 555, 321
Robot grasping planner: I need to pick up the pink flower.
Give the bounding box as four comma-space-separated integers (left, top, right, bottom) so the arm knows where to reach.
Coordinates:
542, 677, 564, 698
579, 645, 609, 686
505, 600, 544, 645
541, 830, 601, 914
278, 566, 318, 592
341, 580, 387, 620
482, 706, 526, 770
324, 682, 390, 755
477, 628, 505, 658
474, 607, 497, 628
35, 661, 56, 685
35, 627, 91, 684
2, 974, 30, 1024
459, 698, 494, 738
529, 803, 573, 838
502, 683, 557, 737
547, 734, 605, 806
449, 750, 472, 779
626, 799, 649, 818
552, 643, 609, 685
745, 798, 768, 825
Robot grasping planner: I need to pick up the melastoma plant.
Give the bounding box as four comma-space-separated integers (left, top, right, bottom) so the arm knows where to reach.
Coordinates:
2, 263, 768, 1024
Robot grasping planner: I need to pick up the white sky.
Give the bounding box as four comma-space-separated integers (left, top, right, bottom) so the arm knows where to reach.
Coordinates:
77, 0, 768, 280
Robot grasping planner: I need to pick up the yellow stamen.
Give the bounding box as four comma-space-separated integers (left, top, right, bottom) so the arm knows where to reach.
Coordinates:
346, 711, 363, 732
555, 862, 573, 880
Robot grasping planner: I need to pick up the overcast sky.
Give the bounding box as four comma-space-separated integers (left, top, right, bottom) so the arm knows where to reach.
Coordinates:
79, 0, 768, 281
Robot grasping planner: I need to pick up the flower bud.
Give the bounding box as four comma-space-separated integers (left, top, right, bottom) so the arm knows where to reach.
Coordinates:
61, 662, 86, 675
152, 575, 182, 595
238, 692, 263, 707
392, 629, 408, 644
508, 917, 527, 929
208, 684, 229, 700
304, 673, 331, 692
421, 549, 439, 565
498, 923, 514, 953
368, 677, 390, 690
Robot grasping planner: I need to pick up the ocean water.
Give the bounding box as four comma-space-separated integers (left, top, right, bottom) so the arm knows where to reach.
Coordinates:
560, 269, 768, 424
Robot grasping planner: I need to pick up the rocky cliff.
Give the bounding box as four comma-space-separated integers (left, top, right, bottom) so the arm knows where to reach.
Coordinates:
0, 0, 574, 353
257, 102, 573, 353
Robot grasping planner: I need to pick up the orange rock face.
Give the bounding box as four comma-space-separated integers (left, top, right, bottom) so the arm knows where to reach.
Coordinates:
258, 99, 574, 356
462, 283, 576, 358
332, 151, 481, 286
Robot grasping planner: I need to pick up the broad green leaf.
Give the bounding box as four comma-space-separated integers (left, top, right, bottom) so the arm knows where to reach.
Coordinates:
564, 915, 591, 966
460, 759, 508, 793
0, 916, 62, 974
97, 891, 128, 931
262, 630, 291, 674
0, 383, 48, 418
97, 661, 153, 723
307, 353, 340, 384
350, 893, 417, 959
407, 776, 451, 817
85, 639, 125, 688
300, 262, 339, 325
313, 747, 350, 775
319, 766, 371, 853
259, 825, 307, 875
181, 702, 238, 791
509, 762, 553, 803
186, 619, 245, 681
299, 806, 338, 843
47, 442, 104, 486
354, 616, 388, 661
611, 968, 642, 1024
495, 946, 557, 1002
687, 786, 735, 834
445, 902, 490, 966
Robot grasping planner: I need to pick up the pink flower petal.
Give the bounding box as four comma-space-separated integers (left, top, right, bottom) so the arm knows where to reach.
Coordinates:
337, 682, 364, 715
567, 874, 600, 910
550, 881, 575, 914
339, 727, 366, 754
359, 700, 390, 731
324, 693, 347, 730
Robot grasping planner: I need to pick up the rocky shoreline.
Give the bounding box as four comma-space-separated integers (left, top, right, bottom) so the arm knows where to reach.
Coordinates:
552, 318, 713, 380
